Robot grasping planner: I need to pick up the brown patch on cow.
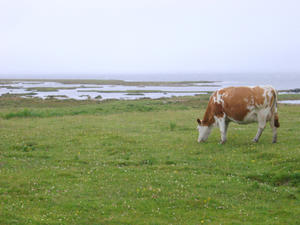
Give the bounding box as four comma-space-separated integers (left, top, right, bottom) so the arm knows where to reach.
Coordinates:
268, 89, 276, 108
200, 92, 225, 126
214, 102, 224, 118
201, 95, 217, 126
267, 89, 280, 128
220, 87, 265, 121
252, 86, 265, 106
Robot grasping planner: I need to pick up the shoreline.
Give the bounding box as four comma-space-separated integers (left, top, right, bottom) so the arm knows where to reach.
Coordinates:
1, 79, 300, 103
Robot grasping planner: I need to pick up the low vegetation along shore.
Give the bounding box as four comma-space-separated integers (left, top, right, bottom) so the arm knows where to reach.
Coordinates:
0, 94, 300, 224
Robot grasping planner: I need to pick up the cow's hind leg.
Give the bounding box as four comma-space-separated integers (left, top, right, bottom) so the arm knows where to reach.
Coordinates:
269, 115, 277, 143
253, 127, 264, 143
253, 114, 267, 143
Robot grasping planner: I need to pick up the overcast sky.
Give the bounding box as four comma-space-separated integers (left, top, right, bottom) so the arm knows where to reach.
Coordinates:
1, 0, 300, 79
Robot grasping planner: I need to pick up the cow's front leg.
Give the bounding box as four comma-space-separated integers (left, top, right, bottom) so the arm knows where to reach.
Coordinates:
218, 116, 229, 144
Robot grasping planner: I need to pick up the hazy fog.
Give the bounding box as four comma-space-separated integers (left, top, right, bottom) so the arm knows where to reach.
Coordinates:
1, 0, 300, 80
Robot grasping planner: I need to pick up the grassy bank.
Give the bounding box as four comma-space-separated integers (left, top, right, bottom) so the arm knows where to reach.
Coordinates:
0, 95, 299, 224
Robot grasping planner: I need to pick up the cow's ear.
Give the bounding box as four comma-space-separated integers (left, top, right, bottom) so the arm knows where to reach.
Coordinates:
197, 118, 201, 125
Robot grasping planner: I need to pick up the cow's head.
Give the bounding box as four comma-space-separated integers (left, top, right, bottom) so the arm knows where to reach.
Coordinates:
197, 118, 212, 142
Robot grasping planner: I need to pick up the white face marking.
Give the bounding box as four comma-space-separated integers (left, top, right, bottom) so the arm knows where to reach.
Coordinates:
197, 125, 213, 142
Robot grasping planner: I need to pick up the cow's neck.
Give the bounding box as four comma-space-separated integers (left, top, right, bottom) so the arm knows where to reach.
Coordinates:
202, 102, 215, 126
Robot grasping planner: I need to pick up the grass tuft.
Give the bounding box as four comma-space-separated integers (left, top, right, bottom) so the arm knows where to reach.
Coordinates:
4, 108, 42, 119
247, 172, 300, 187
13, 141, 37, 152
140, 157, 157, 166
169, 121, 177, 131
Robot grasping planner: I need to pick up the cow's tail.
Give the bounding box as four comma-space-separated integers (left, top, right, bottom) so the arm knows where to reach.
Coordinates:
273, 89, 280, 128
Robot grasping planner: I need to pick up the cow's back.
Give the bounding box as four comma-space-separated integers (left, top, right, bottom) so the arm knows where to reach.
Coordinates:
213, 86, 276, 123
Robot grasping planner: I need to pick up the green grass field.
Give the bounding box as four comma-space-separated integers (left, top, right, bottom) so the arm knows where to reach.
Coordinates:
0, 95, 299, 224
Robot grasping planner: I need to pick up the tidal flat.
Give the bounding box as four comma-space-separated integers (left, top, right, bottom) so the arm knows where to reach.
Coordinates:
0, 94, 299, 224
1, 79, 300, 102
0, 79, 220, 100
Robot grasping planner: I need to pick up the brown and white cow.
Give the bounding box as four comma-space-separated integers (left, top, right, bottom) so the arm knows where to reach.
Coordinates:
197, 86, 279, 144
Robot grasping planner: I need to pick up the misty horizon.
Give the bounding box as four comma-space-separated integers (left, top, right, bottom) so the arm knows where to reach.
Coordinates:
0, 73, 299, 83
1, 1, 300, 77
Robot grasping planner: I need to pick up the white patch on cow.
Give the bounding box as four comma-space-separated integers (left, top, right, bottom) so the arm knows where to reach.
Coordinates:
262, 89, 268, 105
213, 91, 224, 105
197, 125, 213, 142
250, 96, 255, 105
258, 106, 272, 124
262, 85, 274, 106
243, 110, 258, 123
213, 115, 223, 127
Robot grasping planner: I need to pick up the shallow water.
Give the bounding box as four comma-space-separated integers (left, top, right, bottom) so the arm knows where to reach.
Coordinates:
279, 100, 300, 104
0, 81, 218, 100
0, 79, 299, 101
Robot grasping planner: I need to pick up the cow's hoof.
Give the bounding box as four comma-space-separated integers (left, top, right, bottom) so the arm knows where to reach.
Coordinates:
272, 140, 277, 144
252, 138, 258, 143
219, 141, 226, 144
